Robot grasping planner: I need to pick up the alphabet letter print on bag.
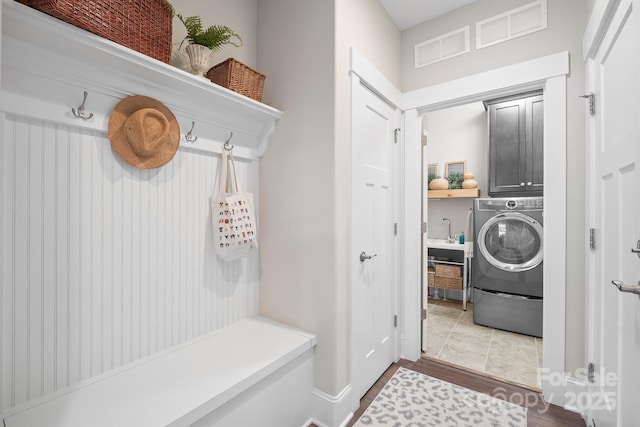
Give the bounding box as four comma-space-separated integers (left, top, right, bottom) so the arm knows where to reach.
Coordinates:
211, 148, 258, 261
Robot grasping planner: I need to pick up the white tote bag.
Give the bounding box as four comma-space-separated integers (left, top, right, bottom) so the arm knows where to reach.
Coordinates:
211, 148, 258, 260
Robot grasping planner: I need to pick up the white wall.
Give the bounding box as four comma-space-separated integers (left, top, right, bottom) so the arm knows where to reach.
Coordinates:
256, 0, 400, 405
336, 0, 402, 87
0, 2, 4, 417
402, 0, 587, 376
256, 0, 338, 396
424, 103, 488, 241
170, 0, 588, 397
401, 0, 583, 91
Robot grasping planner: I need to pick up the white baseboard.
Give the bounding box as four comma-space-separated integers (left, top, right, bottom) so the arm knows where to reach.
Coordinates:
311, 384, 356, 427
562, 376, 589, 419
541, 370, 588, 422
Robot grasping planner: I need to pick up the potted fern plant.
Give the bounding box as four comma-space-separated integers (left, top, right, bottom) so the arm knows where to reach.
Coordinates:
177, 14, 243, 77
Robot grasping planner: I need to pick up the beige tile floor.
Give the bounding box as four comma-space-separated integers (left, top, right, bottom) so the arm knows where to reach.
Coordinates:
422, 298, 543, 390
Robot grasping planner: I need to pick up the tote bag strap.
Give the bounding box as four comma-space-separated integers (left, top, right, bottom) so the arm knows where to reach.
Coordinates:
218, 148, 229, 194
227, 150, 243, 193
218, 148, 243, 193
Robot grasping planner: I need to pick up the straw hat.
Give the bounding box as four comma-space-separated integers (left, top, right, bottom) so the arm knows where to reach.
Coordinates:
108, 95, 180, 169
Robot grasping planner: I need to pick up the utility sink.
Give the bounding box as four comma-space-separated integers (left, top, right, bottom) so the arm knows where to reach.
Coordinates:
426, 238, 464, 251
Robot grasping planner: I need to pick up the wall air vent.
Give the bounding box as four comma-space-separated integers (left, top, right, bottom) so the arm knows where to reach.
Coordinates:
476, 0, 547, 49
414, 26, 470, 68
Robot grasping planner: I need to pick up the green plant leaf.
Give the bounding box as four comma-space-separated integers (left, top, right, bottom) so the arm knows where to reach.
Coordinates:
177, 14, 243, 51
202, 25, 243, 51
446, 172, 464, 189
163, 0, 176, 17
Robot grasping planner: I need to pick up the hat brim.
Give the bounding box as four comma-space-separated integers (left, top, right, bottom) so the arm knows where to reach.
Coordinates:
108, 95, 180, 169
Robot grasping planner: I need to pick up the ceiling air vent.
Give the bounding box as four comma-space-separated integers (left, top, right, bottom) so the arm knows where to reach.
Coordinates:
476, 0, 547, 49
414, 26, 470, 69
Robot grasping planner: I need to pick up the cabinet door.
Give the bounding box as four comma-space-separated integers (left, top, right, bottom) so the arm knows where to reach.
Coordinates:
488, 98, 527, 195
526, 95, 544, 193
488, 92, 543, 196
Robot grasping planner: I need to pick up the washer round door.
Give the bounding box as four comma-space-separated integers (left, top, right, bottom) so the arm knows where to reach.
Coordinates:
477, 212, 543, 272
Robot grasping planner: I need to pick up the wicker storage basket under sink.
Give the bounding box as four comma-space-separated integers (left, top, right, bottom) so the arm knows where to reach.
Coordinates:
433, 264, 463, 290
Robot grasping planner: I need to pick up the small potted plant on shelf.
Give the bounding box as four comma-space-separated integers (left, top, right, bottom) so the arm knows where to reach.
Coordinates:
172, 8, 243, 77
446, 172, 464, 189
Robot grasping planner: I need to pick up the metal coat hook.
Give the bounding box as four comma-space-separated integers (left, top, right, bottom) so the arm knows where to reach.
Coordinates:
223, 132, 234, 151
72, 91, 94, 120
184, 121, 198, 143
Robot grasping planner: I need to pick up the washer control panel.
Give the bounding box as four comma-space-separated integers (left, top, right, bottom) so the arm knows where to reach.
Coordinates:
476, 197, 543, 211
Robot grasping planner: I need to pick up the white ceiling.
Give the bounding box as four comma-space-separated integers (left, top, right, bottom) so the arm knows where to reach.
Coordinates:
379, 0, 479, 30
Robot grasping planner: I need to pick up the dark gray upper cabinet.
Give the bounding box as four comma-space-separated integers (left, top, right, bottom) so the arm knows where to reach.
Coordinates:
486, 91, 543, 197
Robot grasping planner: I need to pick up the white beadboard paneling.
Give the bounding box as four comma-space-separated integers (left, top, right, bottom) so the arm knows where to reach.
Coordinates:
12, 118, 29, 407
2, 116, 260, 412
1, 2, 277, 415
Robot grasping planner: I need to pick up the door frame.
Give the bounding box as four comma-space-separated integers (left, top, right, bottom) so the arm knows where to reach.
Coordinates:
350, 48, 572, 407
583, 0, 639, 424
401, 51, 570, 407
349, 48, 404, 411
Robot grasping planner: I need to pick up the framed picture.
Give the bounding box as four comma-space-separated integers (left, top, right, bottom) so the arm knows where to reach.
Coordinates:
427, 163, 439, 179
445, 160, 466, 177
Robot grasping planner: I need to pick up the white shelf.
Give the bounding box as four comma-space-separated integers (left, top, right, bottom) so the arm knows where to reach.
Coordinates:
1, 0, 282, 160
427, 188, 481, 199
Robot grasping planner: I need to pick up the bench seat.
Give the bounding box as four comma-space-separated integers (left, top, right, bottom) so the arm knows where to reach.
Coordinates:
3, 317, 317, 427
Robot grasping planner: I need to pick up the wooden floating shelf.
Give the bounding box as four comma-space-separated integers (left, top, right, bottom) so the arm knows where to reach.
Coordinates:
428, 188, 481, 199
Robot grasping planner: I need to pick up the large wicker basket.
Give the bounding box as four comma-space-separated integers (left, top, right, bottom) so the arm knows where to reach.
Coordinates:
206, 58, 266, 102
434, 263, 462, 278
434, 275, 463, 291
17, 0, 173, 63
433, 264, 462, 290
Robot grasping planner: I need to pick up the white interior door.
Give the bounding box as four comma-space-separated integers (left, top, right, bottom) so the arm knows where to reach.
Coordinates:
351, 75, 399, 401
586, 1, 640, 425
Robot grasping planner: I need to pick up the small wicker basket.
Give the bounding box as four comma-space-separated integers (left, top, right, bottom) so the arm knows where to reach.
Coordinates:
435, 264, 462, 278
18, 0, 172, 63
206, 58, 266, 102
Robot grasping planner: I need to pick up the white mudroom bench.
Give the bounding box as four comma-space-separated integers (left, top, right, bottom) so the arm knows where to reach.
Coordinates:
3, 317, 317, 427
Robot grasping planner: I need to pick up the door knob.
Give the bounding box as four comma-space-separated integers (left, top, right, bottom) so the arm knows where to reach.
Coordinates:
520, 182, 525, 187
611, 280, 640, 298
360, 252, 377, 262
632, 240, 640, 257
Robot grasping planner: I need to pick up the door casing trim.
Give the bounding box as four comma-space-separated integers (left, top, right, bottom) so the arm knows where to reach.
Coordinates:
350, 48, 570, 408
400, 52, 569, 407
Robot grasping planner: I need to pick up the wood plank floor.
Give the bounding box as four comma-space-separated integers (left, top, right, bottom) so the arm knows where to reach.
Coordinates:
346, 358, 586, 427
